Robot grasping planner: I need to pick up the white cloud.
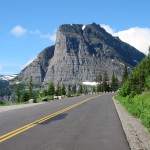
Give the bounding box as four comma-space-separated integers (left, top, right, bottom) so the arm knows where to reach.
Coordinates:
11, 25, 27, 37
100, 24, 115, 35
101, 24, 150, 55
11, 26, 56, 42
41, 33, 56, 41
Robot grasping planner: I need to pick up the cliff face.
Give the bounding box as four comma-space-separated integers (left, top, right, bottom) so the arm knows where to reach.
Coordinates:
17, 45, 55, 82
16, 23, 145, 84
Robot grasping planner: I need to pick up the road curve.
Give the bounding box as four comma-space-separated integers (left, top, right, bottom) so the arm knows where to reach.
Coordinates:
0, 94, 130, 150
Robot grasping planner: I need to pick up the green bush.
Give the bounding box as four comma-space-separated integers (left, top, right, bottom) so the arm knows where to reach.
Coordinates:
119, 80, 131, 97
146, 76, 150, 90
115, 93, 150, 132
0, 101, 5, 106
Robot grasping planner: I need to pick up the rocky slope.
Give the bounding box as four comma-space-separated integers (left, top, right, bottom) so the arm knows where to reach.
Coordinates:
15, 23, 145, 84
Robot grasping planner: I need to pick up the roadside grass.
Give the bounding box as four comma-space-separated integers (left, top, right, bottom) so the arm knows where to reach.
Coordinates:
115, 93, 150, 132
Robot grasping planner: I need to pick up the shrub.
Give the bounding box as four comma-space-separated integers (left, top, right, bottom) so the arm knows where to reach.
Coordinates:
115, 93, 150, 131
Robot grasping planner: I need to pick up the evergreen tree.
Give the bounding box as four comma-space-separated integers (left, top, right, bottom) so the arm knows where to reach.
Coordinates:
96, 83, 101, 92
115, 76, 119, 91
21, 91, 29, 102
61, 84, 66, 95
28, 76, 33, 99
96, 72, 102, 83
84, 86, 88, 94
119, 56, 150, 97
77, 84, 83, 95
55, 82, 61, 96
122, 64, 128, 85
67, 84, 71, 96
102, 70, 109, 92
48, 82, 55, 96
72, 84, 77, 95
148, 46, 150, 59
15, 83, 21, 103
92, 86, 96, 93
111, 72, 116, 92
41, 89, 47, 97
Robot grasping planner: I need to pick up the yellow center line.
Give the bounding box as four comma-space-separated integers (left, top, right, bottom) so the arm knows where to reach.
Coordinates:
0, 95, 101, 143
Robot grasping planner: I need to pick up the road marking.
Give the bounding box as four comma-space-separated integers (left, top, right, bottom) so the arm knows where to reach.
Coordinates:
0, 95, 101, 143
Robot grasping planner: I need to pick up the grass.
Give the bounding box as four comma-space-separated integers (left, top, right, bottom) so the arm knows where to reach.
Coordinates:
115, 92, 150, 132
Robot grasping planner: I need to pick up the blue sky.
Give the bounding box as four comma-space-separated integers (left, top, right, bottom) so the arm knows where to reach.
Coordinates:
0, 0, 150, 75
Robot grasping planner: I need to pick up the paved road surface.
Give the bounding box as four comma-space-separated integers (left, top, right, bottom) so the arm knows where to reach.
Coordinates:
0, 94, 130, 150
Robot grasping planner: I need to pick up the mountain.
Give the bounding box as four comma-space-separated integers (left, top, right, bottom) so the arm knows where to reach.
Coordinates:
15, 23, 145, 84
0, 75, 17, 81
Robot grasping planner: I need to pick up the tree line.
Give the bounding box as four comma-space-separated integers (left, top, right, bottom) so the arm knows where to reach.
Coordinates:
119, 55, 150, 97
14, 70, 120, 103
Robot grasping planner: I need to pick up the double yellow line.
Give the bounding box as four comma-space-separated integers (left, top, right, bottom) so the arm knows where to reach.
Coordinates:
0, 95, 100, 143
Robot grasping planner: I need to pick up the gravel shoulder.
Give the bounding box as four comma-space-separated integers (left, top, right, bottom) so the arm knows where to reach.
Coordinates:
113, 96, 150, 150
0, 103, 44, 113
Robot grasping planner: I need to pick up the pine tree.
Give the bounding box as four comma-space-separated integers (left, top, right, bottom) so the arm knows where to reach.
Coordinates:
111, 72, 116, 92
21, 91, 29, 102
67, 84, 71, 96
61, 84, 66, 95
77, 84, 83, 95
41, 89, 47, 97
96, 72, 102, 83
148, 46, 150, 59
102, 70, 109, 92
96, 83, 101, 92
92, 86, 96, 93
48, 82, 55, 96
28, 76, 33, 99
115, 76, 119, 91
15, 83, 21, 103
122, 64, 128, 85
55, 82, 61, 96
84, 86, 88, 94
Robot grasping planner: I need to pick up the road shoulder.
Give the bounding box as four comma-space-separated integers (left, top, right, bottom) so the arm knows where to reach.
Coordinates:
0, 103, 44, 113
113, 97, 150, 150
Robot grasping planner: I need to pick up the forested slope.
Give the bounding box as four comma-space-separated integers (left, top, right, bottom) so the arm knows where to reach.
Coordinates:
116, 55, 150, 131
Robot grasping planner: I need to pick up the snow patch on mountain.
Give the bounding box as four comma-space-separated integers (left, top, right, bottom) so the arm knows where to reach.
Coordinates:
0, 75, 17, 81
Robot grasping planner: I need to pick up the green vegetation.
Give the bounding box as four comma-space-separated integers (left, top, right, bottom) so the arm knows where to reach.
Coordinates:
28, 76, 33, 99
117, 52, 150, 131
102, 70, 109, 92
122, 64, 128, 85
0, 101, 6, 106
77, 84, 83, 95
48, 82, 55, 96
61, 84, 66, 95
0, 69, 120, 105
111, 72, 118, 92
119, 56, 150, 97
115, 93, 150, 131
15, 83, 21, 103
55, 82, 61, 96
67, 84, 71, 96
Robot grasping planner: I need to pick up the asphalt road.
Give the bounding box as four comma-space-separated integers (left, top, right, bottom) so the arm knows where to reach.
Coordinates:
0, 94, 130, 150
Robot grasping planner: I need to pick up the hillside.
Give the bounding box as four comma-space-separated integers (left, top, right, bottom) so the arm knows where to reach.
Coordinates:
119, 56, 150, 96
117, 55, 150, 131
15, 23, 145, 84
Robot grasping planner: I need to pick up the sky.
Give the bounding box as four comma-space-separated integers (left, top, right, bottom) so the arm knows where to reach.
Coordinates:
0, 0, 150, 75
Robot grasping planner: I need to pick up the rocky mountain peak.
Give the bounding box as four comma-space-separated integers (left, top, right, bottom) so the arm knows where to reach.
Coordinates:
16, 23, 145, 84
